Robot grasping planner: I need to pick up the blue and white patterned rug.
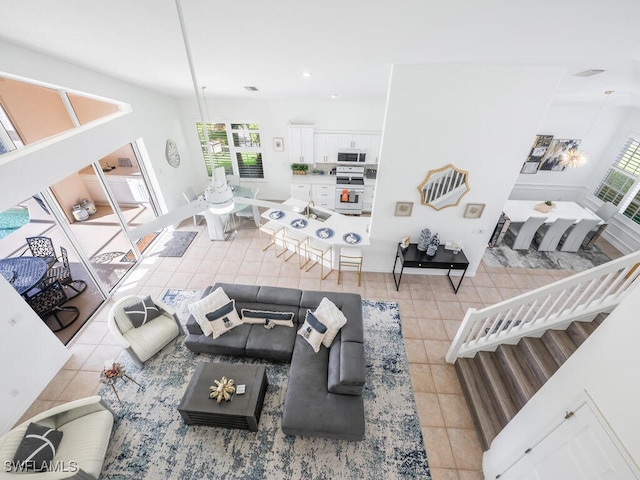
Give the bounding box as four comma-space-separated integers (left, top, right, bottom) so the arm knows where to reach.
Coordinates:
99, 290, 430, 479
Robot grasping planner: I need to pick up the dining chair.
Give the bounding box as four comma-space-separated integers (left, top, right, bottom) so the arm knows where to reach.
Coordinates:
235, 188, 261, 228
25, 236, 58, 268
534, 218, 576, 252
507, 216, 548, 250
584, 202, 618, 247
41, 246, 88, 299
25, 280, 79, 332
560, 218, 602, 252
182, 187, 204, 226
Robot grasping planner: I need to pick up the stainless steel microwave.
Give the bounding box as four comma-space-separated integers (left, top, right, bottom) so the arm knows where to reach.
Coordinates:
337, 151, 366, 163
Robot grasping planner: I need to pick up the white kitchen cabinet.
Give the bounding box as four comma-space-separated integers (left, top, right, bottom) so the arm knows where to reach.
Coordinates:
363, 185, 375, 213
366, 135, 382, 164
81, 174, 149, 205
289, 125, 314, 164
311, 184, 335, 210
291, 183, 311, 201
314, 133, 339, 163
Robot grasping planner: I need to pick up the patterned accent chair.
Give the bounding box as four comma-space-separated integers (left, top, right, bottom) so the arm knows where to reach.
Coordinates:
107, 295, 184, 368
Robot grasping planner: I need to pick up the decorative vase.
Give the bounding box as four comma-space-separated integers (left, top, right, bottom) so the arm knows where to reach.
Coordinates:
426, 233, 440, 256
416, 228, 431, 251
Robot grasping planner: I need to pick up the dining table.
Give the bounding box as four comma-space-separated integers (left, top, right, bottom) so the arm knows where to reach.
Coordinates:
502, 200, 603, 225
0, 256, 48, 296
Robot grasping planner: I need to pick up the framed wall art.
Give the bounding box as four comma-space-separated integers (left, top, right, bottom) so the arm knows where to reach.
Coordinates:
463, 203, 485, 219
539, 138, 581, 171
521, 134, 553, 174
394, 201, 413, 217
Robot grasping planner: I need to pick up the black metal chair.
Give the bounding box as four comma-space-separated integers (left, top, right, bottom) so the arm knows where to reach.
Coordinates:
41, 246, 87, 299
26, 236, 58, 268
25, 280, 79, 332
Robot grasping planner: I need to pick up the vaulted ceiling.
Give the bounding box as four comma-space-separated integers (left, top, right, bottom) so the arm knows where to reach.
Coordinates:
1, 0, 639, 106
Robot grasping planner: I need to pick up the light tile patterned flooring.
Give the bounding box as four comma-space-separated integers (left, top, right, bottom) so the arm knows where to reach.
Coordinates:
18, 223, 623, 480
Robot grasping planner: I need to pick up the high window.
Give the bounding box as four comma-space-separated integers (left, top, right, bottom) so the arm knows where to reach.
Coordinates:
197, 122, 264, 179
594, 137, 640, 224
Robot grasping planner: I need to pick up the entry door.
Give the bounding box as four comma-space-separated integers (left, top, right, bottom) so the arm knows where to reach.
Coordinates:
500, 403, 638, 480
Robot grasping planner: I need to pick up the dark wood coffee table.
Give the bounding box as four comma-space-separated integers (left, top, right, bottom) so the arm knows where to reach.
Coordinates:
178, 362, 268, 431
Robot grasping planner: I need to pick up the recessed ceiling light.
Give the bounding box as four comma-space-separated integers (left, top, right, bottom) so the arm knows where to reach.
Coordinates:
302, 71, 312, 78
329, 94, 338, 99
574, 69, 605, 77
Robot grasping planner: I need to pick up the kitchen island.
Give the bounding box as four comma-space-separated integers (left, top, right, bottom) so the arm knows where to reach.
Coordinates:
262, 198, 370, 247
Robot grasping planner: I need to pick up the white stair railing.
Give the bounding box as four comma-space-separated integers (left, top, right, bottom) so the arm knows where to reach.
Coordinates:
445, 251, 640, 363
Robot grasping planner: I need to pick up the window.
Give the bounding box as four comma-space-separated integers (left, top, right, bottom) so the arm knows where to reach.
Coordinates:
594, 137, 640, 224
197, 122, 264, 179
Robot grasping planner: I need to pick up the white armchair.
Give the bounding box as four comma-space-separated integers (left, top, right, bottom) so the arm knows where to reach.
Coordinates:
0, 396, 114, 479
107, 296, 183, 369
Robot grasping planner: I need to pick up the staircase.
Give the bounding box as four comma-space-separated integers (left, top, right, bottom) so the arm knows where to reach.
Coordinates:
455, 313, 607, 450
445, 250, 640, 452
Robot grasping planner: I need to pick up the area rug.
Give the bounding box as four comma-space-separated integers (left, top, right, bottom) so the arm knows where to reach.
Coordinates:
99, 290, 430, 479
151, 231, 198, 258
483, 241, 611, 271
121, 232, 160, 262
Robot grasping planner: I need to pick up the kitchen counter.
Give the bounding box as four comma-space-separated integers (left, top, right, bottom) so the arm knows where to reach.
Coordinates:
262, 198, 370, 246
290, 175, 376, 186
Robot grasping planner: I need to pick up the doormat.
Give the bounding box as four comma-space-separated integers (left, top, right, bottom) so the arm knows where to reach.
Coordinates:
154, 231, 198, 258
121, 232, 160, 262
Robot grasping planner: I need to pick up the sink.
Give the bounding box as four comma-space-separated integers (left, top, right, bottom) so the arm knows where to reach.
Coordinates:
307, 208, 332, 223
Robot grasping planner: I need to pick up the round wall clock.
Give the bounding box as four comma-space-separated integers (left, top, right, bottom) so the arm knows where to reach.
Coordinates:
165, 139, 181, 168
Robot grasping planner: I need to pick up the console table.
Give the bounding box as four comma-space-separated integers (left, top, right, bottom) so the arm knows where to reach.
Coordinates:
392, 243, 469, 293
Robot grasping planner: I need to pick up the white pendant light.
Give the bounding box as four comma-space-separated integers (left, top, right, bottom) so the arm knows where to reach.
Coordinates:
560, 90, 614, 169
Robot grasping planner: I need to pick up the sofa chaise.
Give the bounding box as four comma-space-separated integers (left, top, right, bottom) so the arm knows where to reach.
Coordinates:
184, 282, 366, 441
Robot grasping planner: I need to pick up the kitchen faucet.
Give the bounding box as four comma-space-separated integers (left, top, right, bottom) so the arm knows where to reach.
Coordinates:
304, 200, 315, 219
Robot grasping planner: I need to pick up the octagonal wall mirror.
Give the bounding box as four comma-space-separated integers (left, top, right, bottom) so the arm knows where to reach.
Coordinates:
417, 163, 470, 210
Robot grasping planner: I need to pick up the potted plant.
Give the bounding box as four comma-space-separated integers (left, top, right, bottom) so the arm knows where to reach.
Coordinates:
291, 163, 308, 175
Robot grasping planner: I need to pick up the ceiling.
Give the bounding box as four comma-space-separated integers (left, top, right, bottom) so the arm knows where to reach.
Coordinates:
1, 0, 640, 107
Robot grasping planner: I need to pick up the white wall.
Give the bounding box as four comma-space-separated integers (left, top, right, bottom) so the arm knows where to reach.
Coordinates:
177, 96, 386, 200
367, 64, 565, 274
0, 279, 70, 433
483, 281, 640, 478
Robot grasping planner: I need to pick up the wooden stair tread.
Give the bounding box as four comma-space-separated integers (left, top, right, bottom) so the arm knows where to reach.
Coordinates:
455, 358, 502, 451
541, 329, 577, 366
476, 351, 519, 425
495, 345, 541, 408
519, 337, 559, 385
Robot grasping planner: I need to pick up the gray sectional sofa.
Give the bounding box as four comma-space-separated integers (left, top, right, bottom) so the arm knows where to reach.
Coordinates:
184, 282, 366, 441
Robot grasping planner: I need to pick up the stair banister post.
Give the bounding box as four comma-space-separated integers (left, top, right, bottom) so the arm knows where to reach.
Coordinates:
445, 307, 477, 363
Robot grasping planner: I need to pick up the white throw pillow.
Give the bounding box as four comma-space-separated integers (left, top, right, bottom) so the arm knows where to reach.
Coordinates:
313, 297, 348, 348
241, 309, 295, 328
205, 299, 243, 339
187, 287, 231, 337
297, 310, 328, 353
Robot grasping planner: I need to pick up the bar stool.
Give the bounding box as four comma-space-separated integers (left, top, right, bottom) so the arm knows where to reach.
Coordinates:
338, 247, 363, 286
282, 229, 309, 269
259, 221, 284, 257
303, 239, 333, 280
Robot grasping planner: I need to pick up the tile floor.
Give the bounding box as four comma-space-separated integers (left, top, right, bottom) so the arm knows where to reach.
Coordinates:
17, 223, 623, 480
